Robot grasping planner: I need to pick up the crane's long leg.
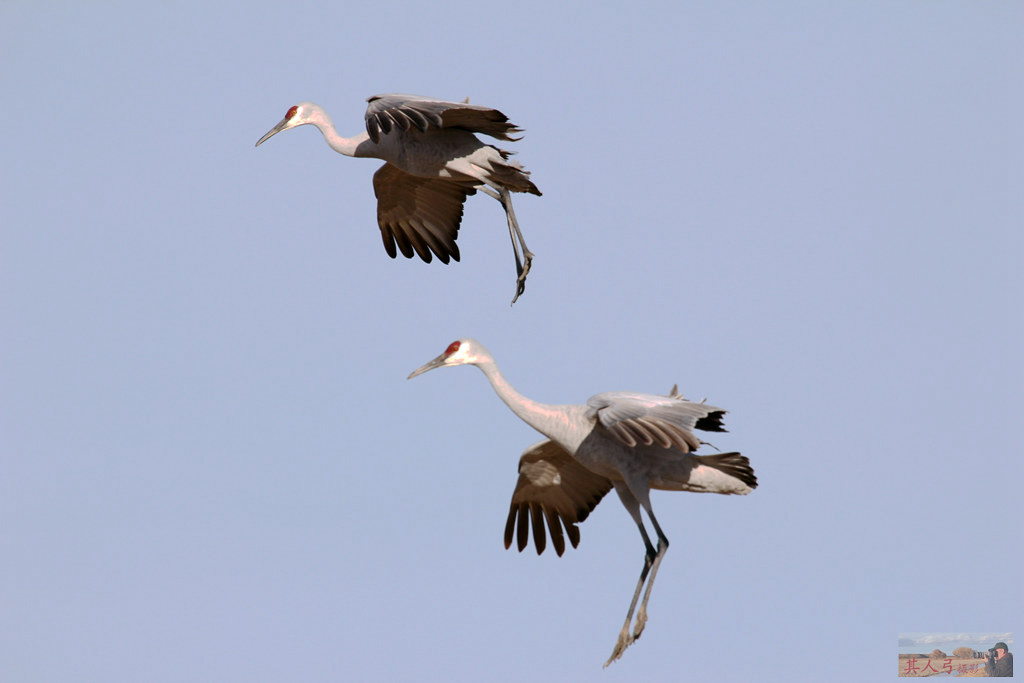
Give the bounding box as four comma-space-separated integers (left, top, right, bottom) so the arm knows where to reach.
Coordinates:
605, 485, 659, 668
632, 510, 670, 642
605, 525, 657, 667
499, 188, 534, 303
479, 186, 533, 304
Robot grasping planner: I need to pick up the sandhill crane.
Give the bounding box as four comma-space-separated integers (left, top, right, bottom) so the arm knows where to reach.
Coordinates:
256, 94, 541, 303
408, 338, 757, 666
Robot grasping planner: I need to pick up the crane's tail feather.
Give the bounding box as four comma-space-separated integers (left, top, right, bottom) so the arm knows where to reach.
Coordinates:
650, 452, 757, 494
693, 452, 758, 491
489, 147, 542, 196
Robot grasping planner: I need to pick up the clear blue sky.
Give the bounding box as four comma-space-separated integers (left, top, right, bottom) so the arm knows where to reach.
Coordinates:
2, 2, 1020, 681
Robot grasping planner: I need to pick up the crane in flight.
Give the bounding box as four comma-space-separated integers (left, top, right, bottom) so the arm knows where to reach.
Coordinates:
408, 338, 757, 666
256, 94, 541, 303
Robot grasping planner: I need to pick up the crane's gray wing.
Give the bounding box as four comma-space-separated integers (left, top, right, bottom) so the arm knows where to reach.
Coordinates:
365, 93, 524, 143
372, 163, 476, 263
585, 390, 728, 453
504, 440, 612, 557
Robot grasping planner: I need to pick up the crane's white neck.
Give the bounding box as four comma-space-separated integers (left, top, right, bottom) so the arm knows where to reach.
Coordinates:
474, 360, 585, 451
303, 109, 374, 158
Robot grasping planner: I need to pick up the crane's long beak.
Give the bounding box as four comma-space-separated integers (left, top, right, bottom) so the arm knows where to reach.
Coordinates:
255, 117, 292, 147
407, 353, 449, 380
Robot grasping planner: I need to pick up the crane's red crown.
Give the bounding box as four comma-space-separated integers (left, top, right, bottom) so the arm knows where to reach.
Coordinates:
445, 341, 461, 356
286, 105, 299, 120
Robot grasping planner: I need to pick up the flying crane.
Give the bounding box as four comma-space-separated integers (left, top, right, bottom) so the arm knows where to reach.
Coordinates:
408, 338, 757, 665
257, 94, 541, 303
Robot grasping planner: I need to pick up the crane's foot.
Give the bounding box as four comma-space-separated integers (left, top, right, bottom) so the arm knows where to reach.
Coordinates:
603, 627, 633, 668
632, 606, 648, 641
510, 251, 533, 305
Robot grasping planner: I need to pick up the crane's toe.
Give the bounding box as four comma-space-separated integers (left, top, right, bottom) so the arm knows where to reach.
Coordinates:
511, 278, 526, 305
520, 251, 533, 280
604, 628, 632, 668
510, 251, 533, 305
632, 606, 648, 641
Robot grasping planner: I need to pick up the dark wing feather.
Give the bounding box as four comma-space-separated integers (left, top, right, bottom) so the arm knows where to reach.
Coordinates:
372, 163, 475, 263
503, 440, 612, 557
366, 93, 524, 143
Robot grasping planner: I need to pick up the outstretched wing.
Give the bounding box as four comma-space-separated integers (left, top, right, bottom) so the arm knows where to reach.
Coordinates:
504, 440, 612, 557
585, 389, 728, 453
365, 93, 524, 143
372, 163, 476, 263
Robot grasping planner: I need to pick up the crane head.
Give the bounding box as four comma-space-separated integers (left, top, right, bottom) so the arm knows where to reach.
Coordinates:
407, 338, 488, 379
255, 102, 326, 147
